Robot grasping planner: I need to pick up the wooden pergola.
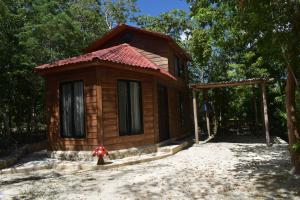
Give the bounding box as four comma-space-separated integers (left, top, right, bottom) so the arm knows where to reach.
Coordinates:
190, 78, 271, 146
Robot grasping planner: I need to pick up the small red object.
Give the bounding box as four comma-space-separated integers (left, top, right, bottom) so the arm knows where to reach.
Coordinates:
92, 146, 108, 158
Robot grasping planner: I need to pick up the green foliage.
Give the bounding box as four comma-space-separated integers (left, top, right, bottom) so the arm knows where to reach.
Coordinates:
238, 0, 300, 136
133, 1, 289, 134
292, 142, 300, 154
17, 0, 108, 64
0, 0, 138, 150
98, 0, 139, 29
134, 9, 191, 42
189, 29, 211, 82
186, 0, 291, 134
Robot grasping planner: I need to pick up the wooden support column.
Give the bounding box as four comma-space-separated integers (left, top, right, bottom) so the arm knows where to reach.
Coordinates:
193, 90, 199, 144
252, 85, 259, 136
261, 83, 271, 146
203, 89, 211, 137
96, 68, 104, 145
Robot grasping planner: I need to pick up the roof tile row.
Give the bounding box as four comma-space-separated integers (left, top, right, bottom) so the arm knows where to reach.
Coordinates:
36, 43, 159, 71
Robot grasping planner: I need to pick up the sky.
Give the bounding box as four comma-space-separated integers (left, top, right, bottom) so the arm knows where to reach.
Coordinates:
136, 0, 190, 16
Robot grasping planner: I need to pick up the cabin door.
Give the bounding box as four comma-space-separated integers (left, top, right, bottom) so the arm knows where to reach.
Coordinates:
157, 84, 170, 141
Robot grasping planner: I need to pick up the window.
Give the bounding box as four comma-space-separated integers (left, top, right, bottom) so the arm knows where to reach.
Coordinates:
178, 92, 185, 127
180, 60, 185, 78
174, 56, 184, 78
117, 80, 143, 135
121, 32, 133, 43
60, 81, 85, 138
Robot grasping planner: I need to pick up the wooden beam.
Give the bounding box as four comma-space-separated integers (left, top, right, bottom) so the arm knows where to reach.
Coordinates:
190, 79, 270, 89
261, 83, 271, 146
203, 90, 211, 137
193, 90, 199, 144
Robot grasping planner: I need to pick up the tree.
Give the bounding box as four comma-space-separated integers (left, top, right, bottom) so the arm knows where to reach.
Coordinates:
236, 0, 300, 173
0, 0, 139, 150
17, 0, 108, 64
134, 9, 191, 42
188, 29, 211, 82
0, 0, 109, 148
188, 0, 300, 173
97, 0, 139, 29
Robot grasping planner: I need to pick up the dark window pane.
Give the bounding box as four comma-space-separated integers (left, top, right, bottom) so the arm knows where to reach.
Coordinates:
174, 55, 185, 78
73, 81, 84, 136
118, 81, 129, 135
61, 83, 73, 137
180, 61, 185, 78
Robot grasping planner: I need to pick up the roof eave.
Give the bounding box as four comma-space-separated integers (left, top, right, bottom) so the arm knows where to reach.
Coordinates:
35, 60, 177, 81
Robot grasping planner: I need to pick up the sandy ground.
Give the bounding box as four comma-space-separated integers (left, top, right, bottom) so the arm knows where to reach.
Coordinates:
0, 137, 300, 200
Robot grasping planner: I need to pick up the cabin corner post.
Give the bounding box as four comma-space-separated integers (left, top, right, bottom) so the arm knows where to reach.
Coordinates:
261, 82, 271, 146
193, 89, 199, 144
96, 68, 104, 146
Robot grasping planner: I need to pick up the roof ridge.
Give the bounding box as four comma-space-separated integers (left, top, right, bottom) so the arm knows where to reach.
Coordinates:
91, 43, 127, 59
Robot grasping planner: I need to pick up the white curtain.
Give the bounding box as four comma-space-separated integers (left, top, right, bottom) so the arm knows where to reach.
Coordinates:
61, 83, 72, 137
73, 81, 84, 137
130, 82, 142, 133
61, 81, 84, 137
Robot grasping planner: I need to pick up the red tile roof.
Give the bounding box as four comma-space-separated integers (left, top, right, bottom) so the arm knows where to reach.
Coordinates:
35, 43, 176, 80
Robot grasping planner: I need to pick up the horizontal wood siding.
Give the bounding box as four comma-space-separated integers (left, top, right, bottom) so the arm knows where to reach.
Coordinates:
100, 68, 156, 150
46, 68, 99, 151
155, 77, 193, 141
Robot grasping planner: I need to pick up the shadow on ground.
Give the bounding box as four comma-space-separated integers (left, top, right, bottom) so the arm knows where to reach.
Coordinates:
0, 171, 62, 186
2, 135, 300, 199
229, 143, 300, 198
211, 133, 267, 144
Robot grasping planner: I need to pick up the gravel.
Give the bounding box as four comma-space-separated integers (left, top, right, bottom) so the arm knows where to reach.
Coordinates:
0, 137, 300, 200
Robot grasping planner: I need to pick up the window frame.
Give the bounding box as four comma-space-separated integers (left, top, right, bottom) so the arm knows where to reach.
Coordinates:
59, 80, 86, 139
117, 79, 144, 136
174, 55, 185, 78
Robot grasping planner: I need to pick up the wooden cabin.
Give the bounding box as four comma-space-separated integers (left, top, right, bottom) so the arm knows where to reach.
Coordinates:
35, 24, 192, 151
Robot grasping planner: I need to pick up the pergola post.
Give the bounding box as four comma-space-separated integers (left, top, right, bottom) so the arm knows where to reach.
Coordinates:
252, 85, 259, 135
261, 83, 271, 146
193, 90, 199, 144
203, 89, 211, 137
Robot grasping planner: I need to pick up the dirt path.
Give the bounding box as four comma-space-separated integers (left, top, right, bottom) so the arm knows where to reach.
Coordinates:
1, 140, 300, 199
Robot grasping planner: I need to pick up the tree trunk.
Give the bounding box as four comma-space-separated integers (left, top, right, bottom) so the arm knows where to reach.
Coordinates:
286, 68, 300, 173
203, 90, 211, 136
